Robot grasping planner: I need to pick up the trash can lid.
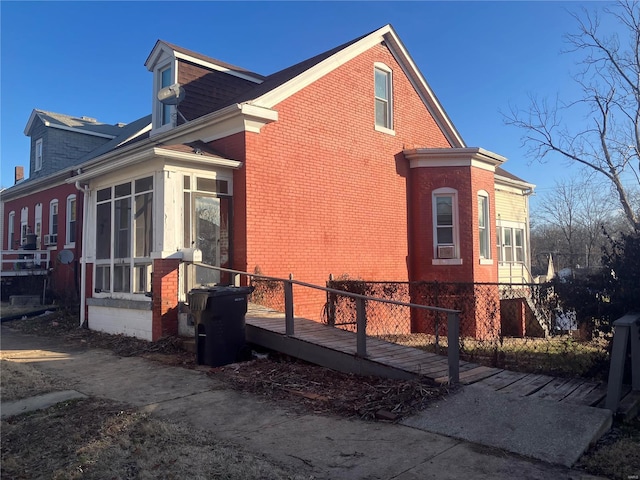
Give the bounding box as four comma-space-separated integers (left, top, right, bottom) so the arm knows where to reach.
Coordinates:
189, 285, 254, 297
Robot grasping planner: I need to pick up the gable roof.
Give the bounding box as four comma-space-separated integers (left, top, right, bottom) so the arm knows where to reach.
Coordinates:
145, 40, 265, 84
23, 109, 126, 138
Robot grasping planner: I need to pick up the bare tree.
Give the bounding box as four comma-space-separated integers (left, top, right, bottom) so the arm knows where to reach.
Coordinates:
506, 1, 640, 231
532, 178, 614, 270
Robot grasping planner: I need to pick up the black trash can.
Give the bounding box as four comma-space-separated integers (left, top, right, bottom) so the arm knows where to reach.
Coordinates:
188, 286, 254, 367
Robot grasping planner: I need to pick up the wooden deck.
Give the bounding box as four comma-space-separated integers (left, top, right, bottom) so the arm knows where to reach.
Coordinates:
245, 304, 638, 415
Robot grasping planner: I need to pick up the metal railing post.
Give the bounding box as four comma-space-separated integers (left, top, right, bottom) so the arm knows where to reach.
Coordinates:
356, 297, 367, 357
447, 312, 460, 384
284, 273, 294, 336
233, 273, 240, 287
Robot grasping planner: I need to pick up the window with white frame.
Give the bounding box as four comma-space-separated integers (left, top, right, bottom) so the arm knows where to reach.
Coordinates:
20, 207, 28, 246
95, 176, 153, 295
66, 195, 76, 246
432, 188, 459, 259
478, 191, 490, 259
497, 224, 525, 263
374, 63, 393, 131
35, 203, 42, 249
49, 200, 58, 245
7, 211, 15, 250
152, 63, 174, 131
35, 139, 43, 172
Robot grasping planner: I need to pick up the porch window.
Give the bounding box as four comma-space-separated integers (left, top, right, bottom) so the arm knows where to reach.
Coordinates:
183, 174, 232, 288
95, 176, 153, 295
20, 207, 28, 246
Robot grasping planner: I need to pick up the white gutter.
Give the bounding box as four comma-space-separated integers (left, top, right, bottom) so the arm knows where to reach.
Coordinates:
75, 180, 90, 327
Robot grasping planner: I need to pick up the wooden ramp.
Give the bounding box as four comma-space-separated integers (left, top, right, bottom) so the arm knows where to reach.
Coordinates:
245, 304, 637, 414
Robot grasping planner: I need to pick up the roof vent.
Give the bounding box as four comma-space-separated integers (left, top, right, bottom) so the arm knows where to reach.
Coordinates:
80, 116, 97, 123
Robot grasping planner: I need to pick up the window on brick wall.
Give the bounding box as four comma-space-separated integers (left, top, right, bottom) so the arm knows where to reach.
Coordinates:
7, 211, 15, 250
478, 191, 491, 260
432, 187, 459, 262
35, 139, 43, 172
95, 176, 153, 295
20, 207, 28, 246
49, 200, 58, 245
66, 195, 76, 246
374, 63, 394, 133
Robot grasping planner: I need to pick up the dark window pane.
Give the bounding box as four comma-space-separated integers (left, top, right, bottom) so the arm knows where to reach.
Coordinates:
97, 188, 111, 202
96, 203, 111, 259
115, 182, 131, 198
135, 176, 153, 193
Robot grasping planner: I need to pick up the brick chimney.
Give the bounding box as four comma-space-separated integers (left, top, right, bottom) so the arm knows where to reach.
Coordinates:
15, 166, 24, 184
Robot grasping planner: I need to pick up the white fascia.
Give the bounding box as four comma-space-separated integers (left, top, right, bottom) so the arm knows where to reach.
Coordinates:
250, 24, 465, 149
68, 147, 243, 184
495, 175, 536, 195
404, 147, 506, 171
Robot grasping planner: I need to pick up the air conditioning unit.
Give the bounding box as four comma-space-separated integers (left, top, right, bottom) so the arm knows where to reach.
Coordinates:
44, 234, 57, 246
437, 245, 456, 259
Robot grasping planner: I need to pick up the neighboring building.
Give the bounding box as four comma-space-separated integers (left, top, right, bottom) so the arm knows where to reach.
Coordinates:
1, 24, 535, 340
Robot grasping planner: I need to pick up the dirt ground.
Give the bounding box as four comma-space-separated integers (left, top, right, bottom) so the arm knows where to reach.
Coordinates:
2, 308, 639, 479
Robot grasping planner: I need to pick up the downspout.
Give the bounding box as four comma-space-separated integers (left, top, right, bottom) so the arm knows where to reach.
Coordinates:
75, 180, 89, 327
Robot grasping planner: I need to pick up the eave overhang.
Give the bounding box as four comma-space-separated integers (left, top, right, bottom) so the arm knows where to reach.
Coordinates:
404, 147, 507, 172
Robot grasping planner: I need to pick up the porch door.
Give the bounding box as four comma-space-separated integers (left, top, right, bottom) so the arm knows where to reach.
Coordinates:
194, 195, 229, 285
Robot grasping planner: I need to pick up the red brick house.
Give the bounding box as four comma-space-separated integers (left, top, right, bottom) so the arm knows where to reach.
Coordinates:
1, 25, 534, 340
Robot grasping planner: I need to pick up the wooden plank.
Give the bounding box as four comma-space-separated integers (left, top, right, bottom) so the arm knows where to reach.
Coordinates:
529, 378, 582, 402
561, 382, 601, 406
498, 374, 554, 396
473, 369, 527, 391
617, 390, 640, 420
459, 366, 503, 384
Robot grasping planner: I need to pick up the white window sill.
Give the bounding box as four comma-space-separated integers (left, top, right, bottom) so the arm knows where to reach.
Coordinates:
432, 258, 463, 266
374, 125, 396, 136
479, 258, 493, 265
63, 243, 75, 249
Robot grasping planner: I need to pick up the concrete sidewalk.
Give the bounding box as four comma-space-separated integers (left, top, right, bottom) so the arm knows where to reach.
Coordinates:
0, 326, 605, 479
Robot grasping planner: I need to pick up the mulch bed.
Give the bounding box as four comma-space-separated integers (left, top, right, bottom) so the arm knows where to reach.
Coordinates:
4, 309, 449, 421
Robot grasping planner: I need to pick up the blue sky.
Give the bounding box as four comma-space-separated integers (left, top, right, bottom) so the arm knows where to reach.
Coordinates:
0, 1, 615, 210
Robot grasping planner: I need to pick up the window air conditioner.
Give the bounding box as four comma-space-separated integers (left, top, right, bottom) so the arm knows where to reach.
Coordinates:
44, 234, 57, 246
437, 245, 455, 259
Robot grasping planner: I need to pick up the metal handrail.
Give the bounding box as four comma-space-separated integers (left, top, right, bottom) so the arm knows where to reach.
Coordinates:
191, 262, 461, 383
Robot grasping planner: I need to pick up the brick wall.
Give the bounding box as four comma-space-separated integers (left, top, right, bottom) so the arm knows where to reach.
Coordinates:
2, 182, 82, 300
213, 43, 452, 320
152, 258, 180, 340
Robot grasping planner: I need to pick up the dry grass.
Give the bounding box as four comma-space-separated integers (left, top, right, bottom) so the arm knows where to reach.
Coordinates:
577, 416, 640, 480
0, 359, 68, 401
1, 397, 310, 480
383, 333, 610, 379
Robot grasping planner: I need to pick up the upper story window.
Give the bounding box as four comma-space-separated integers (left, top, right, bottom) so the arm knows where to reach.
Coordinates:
478, 191, 491, 260
432, 187, 460, 263
374, 63, 394, 134
35, 139, 43, 172
160, 66, 173, 126
66, 195, 76, 246
152, 62, 175, 133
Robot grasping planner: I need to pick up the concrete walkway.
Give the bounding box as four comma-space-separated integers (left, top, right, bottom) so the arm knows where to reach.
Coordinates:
0, 326, 606, 479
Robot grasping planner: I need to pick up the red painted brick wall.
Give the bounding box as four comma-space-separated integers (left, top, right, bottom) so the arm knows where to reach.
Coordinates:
2, 182, 81, 300
152, 258, 180, 340
224, 44, 451, 320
